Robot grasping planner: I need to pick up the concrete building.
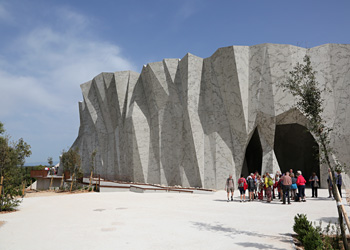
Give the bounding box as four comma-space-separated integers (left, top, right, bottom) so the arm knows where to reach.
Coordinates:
71, 43, 350, 189
30, 170, 62, 190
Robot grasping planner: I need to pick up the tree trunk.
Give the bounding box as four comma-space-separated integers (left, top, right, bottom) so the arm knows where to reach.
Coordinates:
0, 176, 3, 212
328, 165, 349, 250
338, 206, 349, 250
324, 146, 350, 233
320, 137, 349, 250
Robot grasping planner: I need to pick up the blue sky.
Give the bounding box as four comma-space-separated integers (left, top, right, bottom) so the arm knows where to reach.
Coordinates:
0, 0, 349, 165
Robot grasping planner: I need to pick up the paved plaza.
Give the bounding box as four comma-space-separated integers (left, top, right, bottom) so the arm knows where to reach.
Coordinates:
0, 188, 348, 250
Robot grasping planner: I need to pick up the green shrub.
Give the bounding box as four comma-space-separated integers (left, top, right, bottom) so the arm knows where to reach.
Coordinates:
322, 222, 342, 250
302, 227, 323, 250
293, 214, 313, 241
0, 197, 21, 211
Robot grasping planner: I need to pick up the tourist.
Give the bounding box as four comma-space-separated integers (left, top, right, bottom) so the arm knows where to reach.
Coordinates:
290, 173, 297, 200
277, 174, 283, 200
327, 168, 333, 198
335, 170, 343, 198
296, 171, 307, 202
225, 175, 234, 202
256, 175, 264, 201
281, 172, 292, 204
274, 171, 280, 200
247, 173, 255, 201
254, 171, 259, 198
309, 172, 319, 198
270, 172, 275, 200
289, 169, 293, 176
238, 174, 247, 202
265, 173, 273, 203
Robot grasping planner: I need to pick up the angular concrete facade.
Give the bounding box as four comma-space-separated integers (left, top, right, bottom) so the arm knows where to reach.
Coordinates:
72, 44, 350, 189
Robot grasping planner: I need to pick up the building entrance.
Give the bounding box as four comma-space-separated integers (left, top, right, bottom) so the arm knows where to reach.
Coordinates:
242, 128, 262, 177
274, 123, 319, 182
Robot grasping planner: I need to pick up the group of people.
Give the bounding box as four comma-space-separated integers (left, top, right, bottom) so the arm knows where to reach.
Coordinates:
225, 169, 343, 204
45, 166, 58, 175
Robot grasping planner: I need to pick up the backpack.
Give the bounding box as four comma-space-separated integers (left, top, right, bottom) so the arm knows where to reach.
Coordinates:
268, 178, 273, 187
248, 178, 255, 188
238, 178, 244, 187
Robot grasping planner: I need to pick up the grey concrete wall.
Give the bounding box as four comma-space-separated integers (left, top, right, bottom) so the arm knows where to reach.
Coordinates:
71, 43, 350, 189
36, 178, 62, 190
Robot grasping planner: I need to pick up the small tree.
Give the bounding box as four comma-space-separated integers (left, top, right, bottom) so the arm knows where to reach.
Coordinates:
90, 150, 97, 173
281, 55, 349, 249
88, 150, 97, 189
0, 122, 31, 211
47, 156, 53, 174
47, 157, 53, 168
61, 148, 82, 190
0, 122, 4, 134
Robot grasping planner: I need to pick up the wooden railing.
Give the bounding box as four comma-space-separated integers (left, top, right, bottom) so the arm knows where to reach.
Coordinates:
30, 170, 49, 178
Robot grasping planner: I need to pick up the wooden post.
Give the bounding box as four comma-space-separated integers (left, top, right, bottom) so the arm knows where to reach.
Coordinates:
98, 175, 101, 192
329, 171, 350, 234
60, 174, 64, 190
70, 173, 75, 192
0, 176, 3, 199
49, 176, 53, 190
22, 181, 25, 197
89, 171, 93, 189
95, 175, 98, 191
30, 180, 32, 190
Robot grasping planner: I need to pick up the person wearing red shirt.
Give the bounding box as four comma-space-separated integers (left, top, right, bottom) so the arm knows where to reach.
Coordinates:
238, 174, 247, 202
296, 170, 307, 202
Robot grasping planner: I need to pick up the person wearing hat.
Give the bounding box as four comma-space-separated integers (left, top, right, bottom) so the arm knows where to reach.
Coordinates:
247, 173, 256, 201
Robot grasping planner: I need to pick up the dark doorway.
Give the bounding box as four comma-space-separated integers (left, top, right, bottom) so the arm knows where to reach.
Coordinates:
274, 124, 319, 184
242, 128, 263, 176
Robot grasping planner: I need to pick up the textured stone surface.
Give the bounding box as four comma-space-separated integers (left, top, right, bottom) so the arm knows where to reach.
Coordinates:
72, 43, 350, 189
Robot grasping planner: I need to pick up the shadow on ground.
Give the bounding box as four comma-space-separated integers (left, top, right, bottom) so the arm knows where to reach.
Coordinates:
317, 216, 338, 224
213, 199, 242, 203
235, 242, 287, 250
191, 221, 291, 243
191, 221, 294, 249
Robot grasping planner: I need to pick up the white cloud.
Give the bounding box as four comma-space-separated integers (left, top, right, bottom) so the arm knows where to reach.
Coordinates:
56, 7, 90, 30
0, 7, 135, 113
0, 5, 136, 163
0, 70, 61, 116
177, 0, 198, 20
0, 3, 11, 22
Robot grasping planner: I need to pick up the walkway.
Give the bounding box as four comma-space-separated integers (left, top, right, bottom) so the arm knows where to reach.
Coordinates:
0, 189, 348, 250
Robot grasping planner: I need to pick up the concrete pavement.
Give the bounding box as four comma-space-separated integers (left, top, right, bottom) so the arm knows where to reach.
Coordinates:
0, 188, 348, 250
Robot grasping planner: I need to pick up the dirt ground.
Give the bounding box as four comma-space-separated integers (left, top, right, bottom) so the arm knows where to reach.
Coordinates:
0, 190, 90, 215
24, 190, 89, 198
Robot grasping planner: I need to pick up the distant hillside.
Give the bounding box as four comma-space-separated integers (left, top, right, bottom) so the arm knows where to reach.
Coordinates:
24, 162, 59, 167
